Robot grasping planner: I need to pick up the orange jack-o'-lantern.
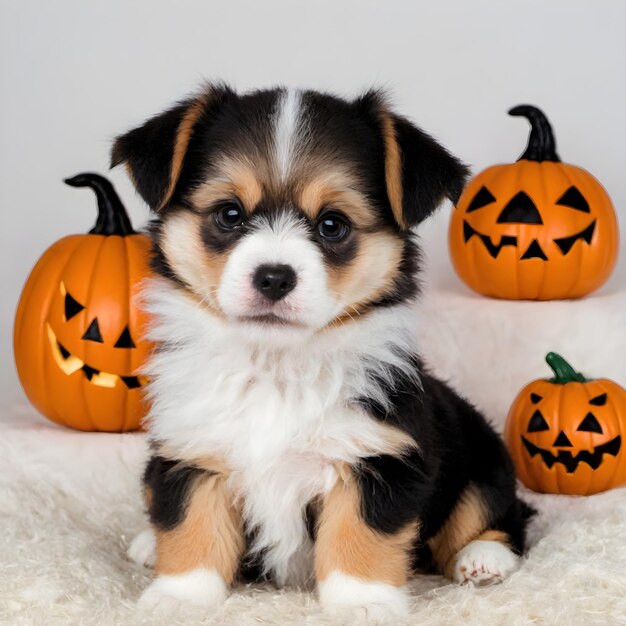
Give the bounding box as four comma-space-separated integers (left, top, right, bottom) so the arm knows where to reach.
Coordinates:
505, 353, 626, 495
449, 105, 619, 300
13, 173, 153, 432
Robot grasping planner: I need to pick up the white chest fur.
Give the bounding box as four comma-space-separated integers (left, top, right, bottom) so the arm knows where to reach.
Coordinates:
142, 280, 418, 585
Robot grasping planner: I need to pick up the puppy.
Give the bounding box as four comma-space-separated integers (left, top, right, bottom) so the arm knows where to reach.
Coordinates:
114, 84, 531, 619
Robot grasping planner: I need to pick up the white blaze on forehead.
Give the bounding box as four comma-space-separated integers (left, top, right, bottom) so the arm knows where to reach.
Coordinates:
273, 88, 304, 181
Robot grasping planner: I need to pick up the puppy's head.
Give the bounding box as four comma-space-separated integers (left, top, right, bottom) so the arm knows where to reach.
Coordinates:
112, 84, 467, 342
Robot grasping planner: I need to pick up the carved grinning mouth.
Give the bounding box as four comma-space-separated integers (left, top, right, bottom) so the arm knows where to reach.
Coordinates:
463, 220, 596, 260
463, 221, 517, 258
46, 324, 147, 389
521, 435, 621, 473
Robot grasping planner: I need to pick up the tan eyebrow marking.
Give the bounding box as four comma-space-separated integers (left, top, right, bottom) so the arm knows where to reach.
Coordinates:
298, 169, 377, 227
189, 156, 263, 213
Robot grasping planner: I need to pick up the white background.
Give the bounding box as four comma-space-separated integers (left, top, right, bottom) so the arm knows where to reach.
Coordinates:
1, 0, 625, 401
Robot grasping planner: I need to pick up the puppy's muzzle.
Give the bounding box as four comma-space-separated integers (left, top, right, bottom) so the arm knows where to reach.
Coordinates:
253, 264, 297, 302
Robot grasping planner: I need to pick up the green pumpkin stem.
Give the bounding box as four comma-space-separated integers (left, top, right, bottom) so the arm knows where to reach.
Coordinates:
64, 172, 136, 236
508, 105, 561, 163
545, 352, 588, 384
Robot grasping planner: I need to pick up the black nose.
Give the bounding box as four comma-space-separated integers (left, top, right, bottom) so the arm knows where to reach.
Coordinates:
252, 264, 297, 301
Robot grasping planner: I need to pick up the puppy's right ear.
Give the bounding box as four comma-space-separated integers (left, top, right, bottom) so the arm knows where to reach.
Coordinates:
111, 83, 232, 211
354, 90, 469, 230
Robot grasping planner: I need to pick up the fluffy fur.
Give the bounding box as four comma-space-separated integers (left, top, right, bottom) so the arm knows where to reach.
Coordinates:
111, 83, 531, 615
3, 409, 626, 625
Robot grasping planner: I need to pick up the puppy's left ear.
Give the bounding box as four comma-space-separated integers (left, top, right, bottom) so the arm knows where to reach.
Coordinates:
357, 92, 469, 229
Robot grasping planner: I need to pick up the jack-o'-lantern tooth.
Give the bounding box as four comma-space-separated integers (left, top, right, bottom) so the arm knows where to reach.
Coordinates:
46, 324, 84, 374
58, 342, 71, 360
90, 371, 117, 388
82, 364, 100, 381
121, 375, 142, 389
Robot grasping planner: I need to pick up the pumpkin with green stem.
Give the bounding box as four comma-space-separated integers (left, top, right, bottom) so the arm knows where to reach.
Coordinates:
505, 352, 626, 495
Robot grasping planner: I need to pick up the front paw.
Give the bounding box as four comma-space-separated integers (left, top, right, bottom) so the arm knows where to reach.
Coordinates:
318, 571, 410, 624
138, 568, 228, 614
452, 540, 519, 586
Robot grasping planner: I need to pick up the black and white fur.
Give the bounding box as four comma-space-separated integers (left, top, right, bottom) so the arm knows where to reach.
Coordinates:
113, 84, 531, 619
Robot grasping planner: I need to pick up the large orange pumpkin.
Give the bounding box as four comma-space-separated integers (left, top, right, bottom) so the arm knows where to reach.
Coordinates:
449, 105, 619, 300
505, 352, 626, 495
14, 173, 153, 432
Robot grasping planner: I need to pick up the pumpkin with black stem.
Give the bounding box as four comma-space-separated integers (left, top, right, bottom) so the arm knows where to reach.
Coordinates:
505, 353, 626, 495
449, 105, 619, 300
13, 173, 153, 432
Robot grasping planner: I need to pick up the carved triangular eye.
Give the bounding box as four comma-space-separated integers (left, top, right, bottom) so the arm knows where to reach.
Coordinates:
466, 186, 496, 213
497, 192, 543, 224
556, 186, 590, 213
530, 393, 543, 404
65, 292, 85, 321
577, 412, 603, 434
528, 410, 549, 432
589, 393, 607, 406
82, 318, 103, 343
114, 325, 136, 348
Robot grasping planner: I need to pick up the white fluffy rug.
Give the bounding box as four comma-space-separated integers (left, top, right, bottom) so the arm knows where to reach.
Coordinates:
3, 406, 626, 625
3, 286, 626, 625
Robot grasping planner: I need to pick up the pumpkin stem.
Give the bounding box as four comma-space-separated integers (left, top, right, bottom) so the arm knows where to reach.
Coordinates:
545, 352, 588, 384
508, 105, 561, 163
64, 173, 136, 236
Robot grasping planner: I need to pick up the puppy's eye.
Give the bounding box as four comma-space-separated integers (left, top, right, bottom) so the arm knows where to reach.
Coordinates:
214, 203, 245, 230
317, 213, 350, 242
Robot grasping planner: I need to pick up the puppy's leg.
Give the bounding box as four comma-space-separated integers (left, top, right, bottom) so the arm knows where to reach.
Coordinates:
139, 457, 244, 613
315, 467, 417, 621
428, 484, 519, 586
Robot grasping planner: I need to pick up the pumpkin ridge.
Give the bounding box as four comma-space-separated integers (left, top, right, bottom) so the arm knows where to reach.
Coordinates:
40, 239, 88, 428
121, 235, 132, 433
598, 382, 623, 491
77, 235, 109, 430
37, 244, 85, 429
